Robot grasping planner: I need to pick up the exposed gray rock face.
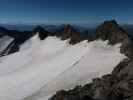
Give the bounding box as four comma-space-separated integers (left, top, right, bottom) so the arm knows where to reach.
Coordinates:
0, 24, 94, 56
96, 20, 130, 44
33, 26, 49, 40
49, 20, 133, 100
59, 24, 82, 44
0, 26, 50, 56
1, 20, 133, 100
96, 20, 133, 59
0, 27, 34, 56
0, 36, 14, 56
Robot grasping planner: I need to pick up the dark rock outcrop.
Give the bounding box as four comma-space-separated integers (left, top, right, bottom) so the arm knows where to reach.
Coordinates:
0, 25, 51, 56
96, 20, 133, 59
56, 24, 82, 44
1, 20, 133, 100
83, 30, 95, 42
0, 24, 94, 56
50, 20, 133, 100
0, 27, 10, 37
50, 71, 133, 100
0, 28, 34, 56
50, 85, 94, 100
96, 20, 130, 44
61, 24, 81, 44
33, 26, 49, 40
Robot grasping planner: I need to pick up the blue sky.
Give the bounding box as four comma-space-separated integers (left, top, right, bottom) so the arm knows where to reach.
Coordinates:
0, 0, 133, 24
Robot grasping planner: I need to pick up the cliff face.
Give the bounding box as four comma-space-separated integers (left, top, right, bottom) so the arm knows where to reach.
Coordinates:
0, 23, 94, 56
33, 26, 49, 40
60, 24, 81, 44
49, 20, 133, 100
96, 20, 130, 44
96, 20, 133, 59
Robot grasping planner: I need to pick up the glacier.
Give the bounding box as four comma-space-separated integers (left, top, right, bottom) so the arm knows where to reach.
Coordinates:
0, 35, 126, 100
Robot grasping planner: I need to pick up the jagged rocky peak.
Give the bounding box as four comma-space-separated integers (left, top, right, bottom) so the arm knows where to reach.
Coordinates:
33, 25, 49, 40
62, 24, 76, 34
96, 20, 133, 58
50, 21, 133, 100
96, 20, 131, 45
61, 24, 77, 40
60, 24, 81, 44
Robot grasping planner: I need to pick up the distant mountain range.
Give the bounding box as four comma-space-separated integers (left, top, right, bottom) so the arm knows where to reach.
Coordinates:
0, 23, 133, 37
0, 24, 96, 56
0, 23, 132, 31
0, 22, 133, 57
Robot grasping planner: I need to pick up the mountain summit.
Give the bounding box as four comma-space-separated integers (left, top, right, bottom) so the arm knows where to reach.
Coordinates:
50, 21, 133, 100
61, 24, 81, 44
33, 26, 49, 40
96, 20, 130, 44
96, 20, 133, 58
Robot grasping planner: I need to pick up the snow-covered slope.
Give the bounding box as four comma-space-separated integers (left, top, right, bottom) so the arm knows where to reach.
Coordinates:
0, 35, 126, 100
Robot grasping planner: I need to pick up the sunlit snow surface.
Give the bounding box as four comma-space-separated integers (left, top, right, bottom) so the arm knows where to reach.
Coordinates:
0, 35, 126, 100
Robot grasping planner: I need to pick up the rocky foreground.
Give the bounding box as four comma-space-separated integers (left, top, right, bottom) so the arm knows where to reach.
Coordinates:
49, 20, 133, 100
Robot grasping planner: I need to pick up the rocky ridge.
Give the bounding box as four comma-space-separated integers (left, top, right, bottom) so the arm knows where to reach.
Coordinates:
1, 20, 133, 100
0, 24, 90, 56
49, 20, 133, 100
